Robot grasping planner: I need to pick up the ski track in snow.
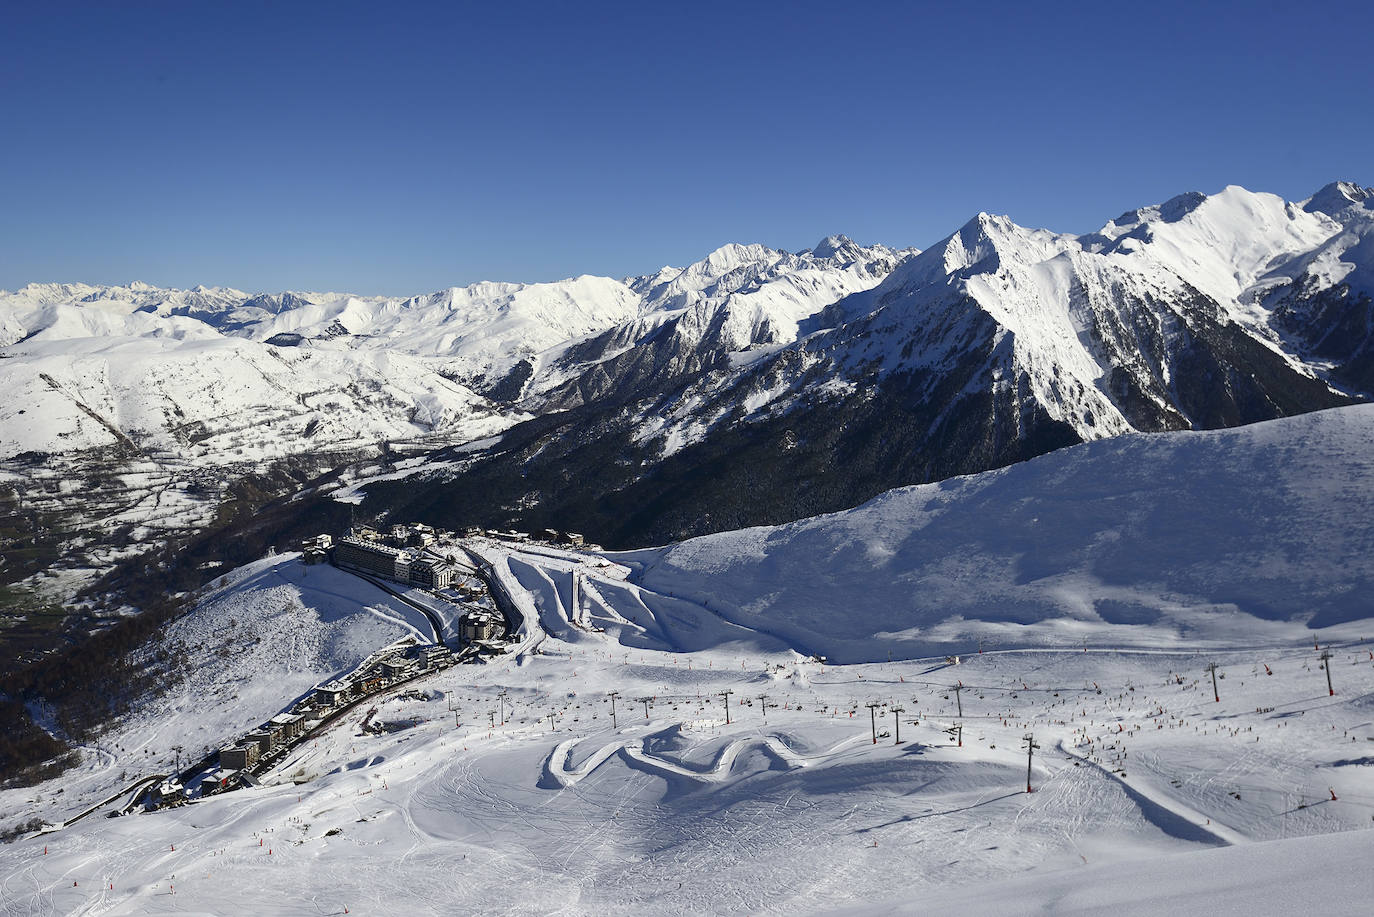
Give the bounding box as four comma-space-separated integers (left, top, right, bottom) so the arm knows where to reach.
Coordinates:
543, 729, 859, 790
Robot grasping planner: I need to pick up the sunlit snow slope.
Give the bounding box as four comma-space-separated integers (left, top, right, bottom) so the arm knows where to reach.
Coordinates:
622, 404, 1374, 662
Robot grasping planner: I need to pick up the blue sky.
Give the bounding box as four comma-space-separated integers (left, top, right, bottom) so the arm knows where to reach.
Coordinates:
2, 0, 1370, 295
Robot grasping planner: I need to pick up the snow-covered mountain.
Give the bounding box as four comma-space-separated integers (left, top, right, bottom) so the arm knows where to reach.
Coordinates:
0, 238, 902, 461
647, 181, 1372, 453
621, 403, 1374, 662
360, 181, 1373, 549
5, 181, 1374, 605
521, 237, 906, 410
0, 238, 904, 609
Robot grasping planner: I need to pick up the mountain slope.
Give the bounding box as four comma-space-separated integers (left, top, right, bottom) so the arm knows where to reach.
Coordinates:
0, 240, 906, 619
619, 403, 1374, 663
6, 180, 1374, 617
357, 182, 1369, 549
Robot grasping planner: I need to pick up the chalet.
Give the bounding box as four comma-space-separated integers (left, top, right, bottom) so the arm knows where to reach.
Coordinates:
394, 523, 436, 547
301, 533, 333, 565
200, 768, 239, 796
151, 779, 186, 806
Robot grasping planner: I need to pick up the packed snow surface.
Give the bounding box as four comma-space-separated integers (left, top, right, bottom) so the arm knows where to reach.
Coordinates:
5, 409, 1374, 913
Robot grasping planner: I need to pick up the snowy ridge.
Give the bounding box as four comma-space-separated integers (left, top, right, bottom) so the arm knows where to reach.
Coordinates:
623, 182, 1373, 467
6, 181, 1370, 469
0, 237, 902, 461
620, 404, 1374, 662
1088, 186, 1341, 312
522, 236, 906, 407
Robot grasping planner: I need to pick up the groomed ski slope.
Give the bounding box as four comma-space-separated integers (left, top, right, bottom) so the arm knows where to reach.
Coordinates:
5, 551, 1374, 915
4, 407, 1374, 914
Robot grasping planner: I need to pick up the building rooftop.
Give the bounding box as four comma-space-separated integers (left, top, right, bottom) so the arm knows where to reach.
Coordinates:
339, 535, 405, 556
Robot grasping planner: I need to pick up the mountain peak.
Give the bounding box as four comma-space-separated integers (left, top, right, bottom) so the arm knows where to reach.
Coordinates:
810, 234, 856, 259
1303, 180, 1372, 217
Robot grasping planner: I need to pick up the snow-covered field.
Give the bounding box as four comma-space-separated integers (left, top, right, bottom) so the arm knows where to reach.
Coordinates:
6, 405, 1374, 914
5, 571, 1374, 911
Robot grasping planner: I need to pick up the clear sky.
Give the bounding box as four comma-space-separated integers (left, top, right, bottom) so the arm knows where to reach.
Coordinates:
2, 0, 1371, 296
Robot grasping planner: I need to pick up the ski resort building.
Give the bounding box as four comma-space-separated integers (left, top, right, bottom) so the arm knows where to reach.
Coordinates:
459, 610, 504, 643
408, 557, 453, 589
300, 533, 333, 565
219, 744, 259, 771
315, 683, 349, 707
332, 532, 457, 590
393, 523, 437, 547
422, 645, 452, 667
269, 712, 304, 740
200, 768, 238, 795
151, 779, 186, 807
244, 730, 275, 755
334, 536, 408, 579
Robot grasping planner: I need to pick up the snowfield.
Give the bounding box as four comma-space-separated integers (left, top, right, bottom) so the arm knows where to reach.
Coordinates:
622, 404, 1374, 662
4, 406, 1374, 914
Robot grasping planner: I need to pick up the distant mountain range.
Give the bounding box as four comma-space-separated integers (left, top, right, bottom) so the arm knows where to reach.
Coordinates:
343, 180, 1374, 547
2, 181, 1371, 599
